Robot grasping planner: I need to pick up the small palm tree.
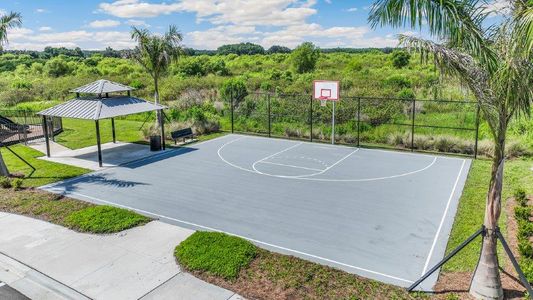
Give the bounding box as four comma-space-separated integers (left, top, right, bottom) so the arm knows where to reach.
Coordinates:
369, 0, 532, 298
130, 25, 183, 128
0, 11, 22, 176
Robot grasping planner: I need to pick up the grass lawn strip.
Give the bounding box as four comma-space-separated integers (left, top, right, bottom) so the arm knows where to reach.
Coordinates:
1, 144, 89, 187
0, 188, 150, 234
175, 231, 428, 300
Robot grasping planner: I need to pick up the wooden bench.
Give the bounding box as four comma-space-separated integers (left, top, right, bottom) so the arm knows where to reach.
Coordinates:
171, 128, 194, 144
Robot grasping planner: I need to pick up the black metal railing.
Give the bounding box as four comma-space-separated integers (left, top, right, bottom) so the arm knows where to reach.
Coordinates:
0, 110, 63, 146
224, 92, 480, 157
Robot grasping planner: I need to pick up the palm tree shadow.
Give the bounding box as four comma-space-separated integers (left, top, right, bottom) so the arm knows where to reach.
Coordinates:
55, 173, 148, 193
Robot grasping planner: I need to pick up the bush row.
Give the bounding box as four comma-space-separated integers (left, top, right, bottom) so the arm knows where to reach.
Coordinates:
513, 188, 533, 283
0, 176, 23, 190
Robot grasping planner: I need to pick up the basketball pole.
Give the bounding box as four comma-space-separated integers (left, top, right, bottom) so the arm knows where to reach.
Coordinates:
331, 101, 335, 145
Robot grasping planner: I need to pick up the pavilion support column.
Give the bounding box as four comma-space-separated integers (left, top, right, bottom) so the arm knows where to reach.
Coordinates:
159, 110, 165, 150
111, 118, 116, 143
95, 120, 103, 167
42, 116, 50, 157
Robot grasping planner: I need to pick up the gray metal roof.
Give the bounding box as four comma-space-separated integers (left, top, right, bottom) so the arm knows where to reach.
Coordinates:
38, 96, 165, 120
70, 80, 134, 94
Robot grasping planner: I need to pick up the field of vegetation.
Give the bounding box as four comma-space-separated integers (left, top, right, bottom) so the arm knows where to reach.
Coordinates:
0, 45, 531, 157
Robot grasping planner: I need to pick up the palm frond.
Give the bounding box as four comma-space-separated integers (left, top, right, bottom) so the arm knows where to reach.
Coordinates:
0, 11, 22, 49
398, 34, 500, 137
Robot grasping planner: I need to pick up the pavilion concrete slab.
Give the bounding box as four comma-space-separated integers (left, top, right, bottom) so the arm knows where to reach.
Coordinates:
31, 141, 171, 170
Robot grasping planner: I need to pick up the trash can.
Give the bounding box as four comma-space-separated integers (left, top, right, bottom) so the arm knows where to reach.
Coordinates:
150, 135, 162, 151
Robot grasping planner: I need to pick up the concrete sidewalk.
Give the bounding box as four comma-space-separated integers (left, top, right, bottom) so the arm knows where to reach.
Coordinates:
0, 212, 242, 300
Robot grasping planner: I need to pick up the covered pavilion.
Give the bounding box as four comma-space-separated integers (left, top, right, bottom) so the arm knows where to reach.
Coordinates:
38, 79, 165, 167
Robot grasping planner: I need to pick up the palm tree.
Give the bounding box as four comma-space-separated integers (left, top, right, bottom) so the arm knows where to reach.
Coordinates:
369, 1, 532, 298
0, 11, 22, 176
130, 25, 183, 129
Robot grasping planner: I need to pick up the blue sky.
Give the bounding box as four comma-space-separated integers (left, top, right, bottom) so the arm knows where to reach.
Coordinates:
1, 0, 505, 51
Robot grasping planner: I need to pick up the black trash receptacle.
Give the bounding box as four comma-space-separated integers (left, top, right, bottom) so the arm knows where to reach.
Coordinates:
150, 135, 162, 151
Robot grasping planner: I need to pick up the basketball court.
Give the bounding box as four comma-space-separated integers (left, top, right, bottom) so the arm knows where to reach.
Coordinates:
42, 134, 470, 290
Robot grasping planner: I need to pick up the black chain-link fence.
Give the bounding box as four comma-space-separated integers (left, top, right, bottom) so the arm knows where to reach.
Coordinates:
222, 92, 480, 157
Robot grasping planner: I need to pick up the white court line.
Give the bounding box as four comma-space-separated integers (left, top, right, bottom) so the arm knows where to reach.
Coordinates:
218, 136, 438, 182
254, 142, 303, 165
421, 159, 467, 275
43, 188, 414, 285
258, 161, 324, 172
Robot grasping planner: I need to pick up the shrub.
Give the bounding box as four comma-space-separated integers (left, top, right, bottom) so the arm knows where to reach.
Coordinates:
521, 257, 533, 283
519, 238, 533, 258
506, 140, 530, 158
64, 206, 150, 233
388, 132, 407, 147
12, 178, 23, 191
434, 136, 458, 152
0, 177, 12, 189
515, 206, 532, 221
290, 42, 320, 74
391, 50, 411, 69
515, 187, 528, 207
414, 135, 434, 150
397, 88, 415, 99
384, 75, 412, 89
477, 140, 494, 157
219, 78, 248, 105
175, 232, 257, 280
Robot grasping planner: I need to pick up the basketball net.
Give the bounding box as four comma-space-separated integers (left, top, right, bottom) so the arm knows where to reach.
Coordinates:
319, 96, 328, 107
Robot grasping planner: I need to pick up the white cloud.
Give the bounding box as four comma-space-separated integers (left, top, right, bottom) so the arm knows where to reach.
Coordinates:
126, 19, 150, 27
484, 0, 512, 17
346, 7, 358, 12
0, 9, 6, 16
35, 8, 47, 13
5, 27, 135, 50
99, 0, 182, 18
39, 27, 53, 32
324, 0, 331, 3
89, 19, 121, 28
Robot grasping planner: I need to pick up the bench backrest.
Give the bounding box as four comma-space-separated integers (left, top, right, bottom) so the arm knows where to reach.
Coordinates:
171, 128, 193, 139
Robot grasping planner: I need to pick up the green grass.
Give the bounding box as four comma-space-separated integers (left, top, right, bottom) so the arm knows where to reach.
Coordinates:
175, 232, 257, 280
0, 188, 150, 233
444, 158, 533, 272
175, 232, 426, 299
1, 145, 89, 187
64, 205, 150, 233
55, 118, 146, 149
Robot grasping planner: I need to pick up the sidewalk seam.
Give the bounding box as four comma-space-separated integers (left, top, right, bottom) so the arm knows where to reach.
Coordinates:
0, 250, 93, 299
136, 270, 182, 299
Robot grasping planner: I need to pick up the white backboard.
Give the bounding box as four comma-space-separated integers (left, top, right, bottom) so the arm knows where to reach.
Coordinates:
313, 80, 339, 101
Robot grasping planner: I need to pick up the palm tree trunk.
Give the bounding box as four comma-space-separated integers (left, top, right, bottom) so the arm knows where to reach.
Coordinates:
470, 128, 506, 300
153, 77, 162, 129
0, 150, 9, 177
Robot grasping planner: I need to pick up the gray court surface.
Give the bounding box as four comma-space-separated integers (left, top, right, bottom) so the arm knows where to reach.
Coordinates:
42, 134, 471, 290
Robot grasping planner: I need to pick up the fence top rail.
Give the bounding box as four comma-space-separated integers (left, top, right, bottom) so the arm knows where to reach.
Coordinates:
247, 91, 476, 104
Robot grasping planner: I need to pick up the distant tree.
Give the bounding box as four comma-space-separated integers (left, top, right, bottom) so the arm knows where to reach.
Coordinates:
44, 55, 72, 77
130, 25, 183, 128
103, 47, 121, 58
391, 50, 411, 68
43, 46, 84, 58
219, 78, 248, 105
290, 42, 320, 74
217, 43, 265, 55
267, 45, 291, 54
0, 11, 21, 176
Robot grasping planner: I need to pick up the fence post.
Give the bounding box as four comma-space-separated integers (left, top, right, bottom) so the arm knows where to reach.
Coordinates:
310, 94, 313, 142
23, 110, 28, 145
268, 93, 271, 138
411, 98, 416, 151
474, 103, 481, 159
230, 90, 234, 133
357, 97, 361, 147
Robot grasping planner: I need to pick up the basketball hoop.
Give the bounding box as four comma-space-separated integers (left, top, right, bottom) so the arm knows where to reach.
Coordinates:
319, 96, 328, 107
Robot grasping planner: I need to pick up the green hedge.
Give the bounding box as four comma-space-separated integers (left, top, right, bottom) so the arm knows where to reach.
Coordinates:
175, 232, 257, 279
